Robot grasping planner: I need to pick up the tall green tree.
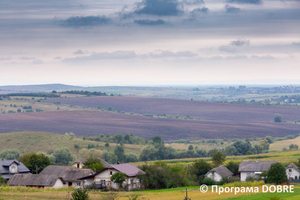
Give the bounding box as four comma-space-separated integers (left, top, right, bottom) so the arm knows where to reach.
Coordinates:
114, 145, 125, 162
191, 160, 212, 182
274, 113, 282, 122
51, 147, 73, 165
267, 163, 288, 184
212, 151, 226, 167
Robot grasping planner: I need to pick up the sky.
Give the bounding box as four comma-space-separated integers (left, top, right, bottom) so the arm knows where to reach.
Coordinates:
0, 0, 299, 86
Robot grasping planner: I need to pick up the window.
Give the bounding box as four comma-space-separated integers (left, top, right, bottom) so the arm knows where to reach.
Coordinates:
110, 171, 112, 176
68, 182, 72, 187
130, 179, 133, 185
289, 169, 292, 172
101, 180, 106, 185
11, 166, 16, 173
246, 173, 251, 177
77, 163, 80, 168
295, 176, 298, 180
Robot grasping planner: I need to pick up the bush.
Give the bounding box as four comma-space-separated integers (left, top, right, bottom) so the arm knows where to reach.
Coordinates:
274, 113, 282, 122
202, 177, 216, 185
71, 188, 90, 200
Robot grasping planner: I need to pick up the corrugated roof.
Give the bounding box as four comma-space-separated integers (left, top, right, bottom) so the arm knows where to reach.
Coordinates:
287, 163, 300, 170
40, 165, 93, 182
207, 165, 233, 178
238, 161, 278, 172
8, 174, 60, 187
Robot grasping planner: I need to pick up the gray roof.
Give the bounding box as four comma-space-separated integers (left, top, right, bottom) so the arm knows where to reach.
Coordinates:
206, 165, 233, 178
239, 161, 278, 172
79, 163, 146, 180
111, 163, 146, 177
8, 174, 61, 187
0, 160, 31, 179
71, 158, 111, 168
40, 165, 93, 182
287, 163, 300, 171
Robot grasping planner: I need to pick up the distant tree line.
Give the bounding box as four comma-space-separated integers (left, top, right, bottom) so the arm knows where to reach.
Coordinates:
0, 93, 60, 98
83, 133, 148, 145
61, 90, 108, 96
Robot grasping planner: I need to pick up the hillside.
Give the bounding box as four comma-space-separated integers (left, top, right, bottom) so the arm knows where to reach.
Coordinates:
0, 110, 299, 141
43, 96, 300, 123
0, 131, 143, 157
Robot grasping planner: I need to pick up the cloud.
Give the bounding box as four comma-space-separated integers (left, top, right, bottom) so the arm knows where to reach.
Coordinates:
32, 59, 44, 65
292, 42, 300, 46
59, 16, 111, 27
251, 55, 275, 60
54, 57, 62, 60
19, 57, 35, 60
191, 7, 209, 14
147, 51, 197, 58
73, 50, 85, 54
219, 45, 236, 52
63, 51, 137, 62
0, 57, 10, 61
182, 0, 205, 5
227, 0, 262, 4
230, 39, 250, 46
134, 19, 166, 26
135, 0, 182, 16
225, 4, 241, 13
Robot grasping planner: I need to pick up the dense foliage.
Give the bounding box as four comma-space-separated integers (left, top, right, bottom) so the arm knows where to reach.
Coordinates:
51, 147, 74, 165
267, 163, 288, 184
71, 188, 90, 200
82, 158, 105, 172
61, 90, 107, 96
0, 149, 20, 160
18, 153, 51, 174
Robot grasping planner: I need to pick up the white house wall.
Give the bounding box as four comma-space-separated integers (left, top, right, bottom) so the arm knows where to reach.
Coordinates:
206, 172, 222, 182
52, 179, 65, 188
286, 168, 300, 180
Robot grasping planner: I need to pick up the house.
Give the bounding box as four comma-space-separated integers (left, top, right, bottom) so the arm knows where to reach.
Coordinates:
79, 163, 146, 190
70, 158, 110, 169
0, 159, 31, 180
204, 165, 233, 182
8, 174, 65, 188
238, 160, 277, 181
39, 165, 94, 187
286, 163, 300, 182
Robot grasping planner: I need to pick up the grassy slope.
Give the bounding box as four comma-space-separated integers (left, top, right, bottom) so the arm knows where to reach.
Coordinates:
0, 131, 143, 157
270, 136, 300, 152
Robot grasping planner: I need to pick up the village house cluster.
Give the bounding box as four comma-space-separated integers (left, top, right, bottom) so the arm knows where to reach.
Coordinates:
1, 158, 300, 189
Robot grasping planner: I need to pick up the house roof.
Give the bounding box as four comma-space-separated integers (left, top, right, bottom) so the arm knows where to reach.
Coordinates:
206, 165, 233, 178
238, 161, 278, 172
287, 163, 300, 173
7, 174, 62, 187
79, 163, 146, 180
71, 158, 111, 168
0, 160, 31, 179
40, 165, 93, 182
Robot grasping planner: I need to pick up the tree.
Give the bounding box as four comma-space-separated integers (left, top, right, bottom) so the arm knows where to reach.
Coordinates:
274, 113, 282, 123
83, 158, 105, 172
78, 148, 102, 158
151, 136, 162, 144
225, 161, 240, 175
51, 147, 73, 165
267, 163, 287, 184
18, 153, 51, 174
126, 154, 138, 162
188, 145, 194, 151
114, 145, 125, 162
105, 142, 109, 147
0, 149, 20, 160
0, 173, 7, 185
139, 145, 157, 161
191, 159, 212, 182
232, 140, 252, 155
110, 172, 127, 190
212, 151, 226, 167
224, 146, 237, 156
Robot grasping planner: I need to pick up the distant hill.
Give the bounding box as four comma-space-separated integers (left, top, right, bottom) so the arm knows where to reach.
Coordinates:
0, 84, 83, 93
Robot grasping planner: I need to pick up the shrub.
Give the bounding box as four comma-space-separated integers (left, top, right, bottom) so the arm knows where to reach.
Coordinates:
71, 188, 90, 200
274, 113, 282, 122
202, 177, 216, 185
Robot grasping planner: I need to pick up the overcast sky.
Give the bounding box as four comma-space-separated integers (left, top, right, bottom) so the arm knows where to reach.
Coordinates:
0, 0, 299, 86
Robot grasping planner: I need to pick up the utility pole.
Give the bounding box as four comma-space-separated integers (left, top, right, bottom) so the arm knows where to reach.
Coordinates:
183, 188, 191, 200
